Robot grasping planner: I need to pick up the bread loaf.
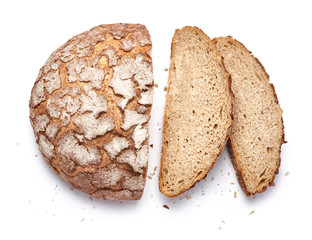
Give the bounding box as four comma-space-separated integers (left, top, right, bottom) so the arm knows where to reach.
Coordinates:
159, 27, 232, 197
213, 36, 285, 196
29, 23, 154, 200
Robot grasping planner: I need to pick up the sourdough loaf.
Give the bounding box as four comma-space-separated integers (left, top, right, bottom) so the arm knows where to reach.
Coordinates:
214, 36, 285, 196
29, 23, 154, 200
159, 27, 232, 197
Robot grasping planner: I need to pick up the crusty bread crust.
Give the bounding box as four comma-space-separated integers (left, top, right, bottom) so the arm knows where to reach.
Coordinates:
214, 36, 285, 197
29, 24, 154, 200
159, 27, 232, 197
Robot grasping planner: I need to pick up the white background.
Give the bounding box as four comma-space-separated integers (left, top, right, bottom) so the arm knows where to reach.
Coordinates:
0, 0, 311, 239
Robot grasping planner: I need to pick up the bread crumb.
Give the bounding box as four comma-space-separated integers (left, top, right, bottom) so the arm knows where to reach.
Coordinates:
154, 166, 157, 171
148, 175, 152, 179
150, 144, 153, 148
80, 218, 85, 222
70, 188, 75, 191
218, 227, 222, 230
272, 182, 276, 187
185, 195, 192, 200
249, 210, 255, 215
227, 172, 230, 176
234, 191, 237, 198
154, 83, 158, 88
230, 182, 235, 185
222, 220, 225, 224
285, 171, 289, 176
35, 154, 38, 157
89, 197, 93, 201
211, 177, 214, 181
17, 142, 20, 145
163, 204, 170, 209
202, 193, 205, 196
164, 68, 168, 71
163, 86, 167, 91
150, 172, 155, 176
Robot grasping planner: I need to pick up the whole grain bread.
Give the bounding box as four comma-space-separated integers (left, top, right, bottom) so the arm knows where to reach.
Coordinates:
29, 23, 154, 200
213, 36, 285, 196
159, 27, 232, 197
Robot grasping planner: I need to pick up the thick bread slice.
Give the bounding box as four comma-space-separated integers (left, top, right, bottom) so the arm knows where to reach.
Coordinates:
29, 24, 153, 200
159, 27, 232, 197
213, 36, 285, 196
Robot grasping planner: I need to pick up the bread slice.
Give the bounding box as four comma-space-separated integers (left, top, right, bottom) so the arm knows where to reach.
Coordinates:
159, 27, 232, 197
213, 36, 285, 196
29, 24, 154, 200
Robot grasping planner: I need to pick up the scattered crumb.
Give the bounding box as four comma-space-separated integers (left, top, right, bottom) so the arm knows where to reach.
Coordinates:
150, 144, 153, 148
158, 128, 161, 131
70, 188, 75, 191
285, 171, 289, 176
150, 172, 155, 176
211, 177, 214, 181
154, 166, 157, 171
218, 227, 222, 230
272, 182, 276, 187
154, 83, 158, 88
234, 191, 237, 198
163, 86, 167, 91
185, 195, 192, 200
148, 175, 152, 179
53, 214, 55, 216
80, 218, 85, 222
222, 220, 225, 224
164, 68, 168, 71
163, 204, 170, 210
35, 154, 38, 157
227, 172, 230, 176
249, 210, 255, 215
230, 182, 235, 185
89, 197, 93, 201
202, 193, 205, 196
16, 142, 20, 145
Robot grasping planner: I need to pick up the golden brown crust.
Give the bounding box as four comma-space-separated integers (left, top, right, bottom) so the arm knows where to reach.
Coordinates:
29, 24, 153, 200
159, 26, 233, 197
214, 36, 285, 197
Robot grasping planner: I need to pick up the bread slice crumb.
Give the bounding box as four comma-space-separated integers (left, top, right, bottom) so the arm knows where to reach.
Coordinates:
163, 86, 167, 91
154, 166, 157, 171
222, 220, 225, 224
154, 83, 158, 88
150, 144, 153, 148
285, 171, 289, 176
164, 68, 168, 71
249, 210, 255, 215
35, 154, 38, 157
234, 191, 237, 198
80, 218, 85, 222
163, 204, 170, 209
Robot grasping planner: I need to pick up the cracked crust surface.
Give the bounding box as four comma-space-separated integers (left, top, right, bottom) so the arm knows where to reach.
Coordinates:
29, 24, 153, 200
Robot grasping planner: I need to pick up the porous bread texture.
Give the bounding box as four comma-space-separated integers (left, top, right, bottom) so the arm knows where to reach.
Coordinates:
213, 36, 285, 196
159, 27, 232, 197
29, 24, 154, 200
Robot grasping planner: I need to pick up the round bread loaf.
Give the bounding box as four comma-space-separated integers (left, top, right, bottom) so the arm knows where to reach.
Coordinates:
29, 24, 154, 200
